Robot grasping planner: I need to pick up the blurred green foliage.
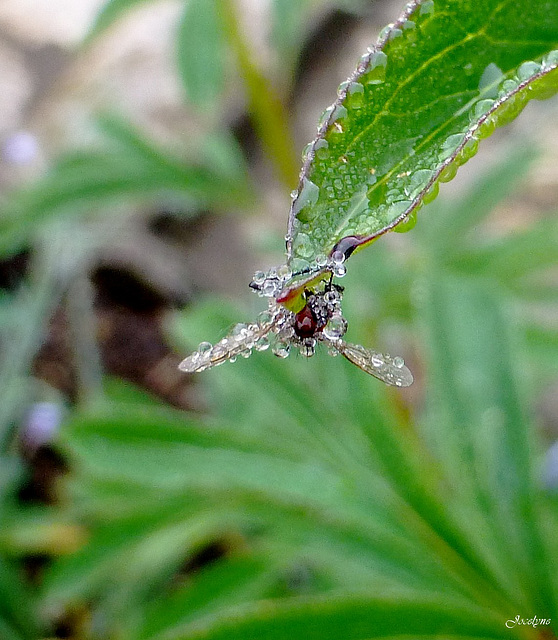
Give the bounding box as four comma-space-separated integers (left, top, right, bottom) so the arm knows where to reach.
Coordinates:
0, 0, 557, 639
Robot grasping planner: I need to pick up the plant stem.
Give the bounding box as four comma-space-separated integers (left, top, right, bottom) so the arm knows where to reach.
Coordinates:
220, 0, 300, 189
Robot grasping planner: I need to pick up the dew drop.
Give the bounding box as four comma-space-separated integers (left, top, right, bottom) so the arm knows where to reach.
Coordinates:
438, 162, 457, 182
293, 178, 320, 217
338, 80, 350, 95
198, 341, 212, 354
470, 98, 495, 122
439, 133, 465, 161
379, 24, 394, 39
477, 115, 496, 138
300, 341, 316, 358
257, 310, 273, 325
253, 270, 266, 284
318, 105, 334, 129
277, 264, 293, 280
346, 81, 365, 108
478, 63, 504, 97
212, 344, 227, 359
493, 90, 528, 127
292, 232, 314, 259
331, 250, 345, 264
543, 50, 558, 69
314, 138, 329, 159
498, 78, 519, 98
348, 81, 364, 94
457, 137, 479, 165
231, 323, 247, 337
262, 279, 281, 297
365, 51, 388, 84
290, 258, 311, 273
517, 60, 541, 82
255, 336, 270, 351
359, 52, 371, 67
387, 200, 411, 219
393, 356, 405, 368
529, 65, 558, 101
393, 210, 417, 233
331, 104, 348, 123
273, 341, 291, 358
323, 314, 347, 340
419, 0, 434, 15
423, 181, 439, 204
314, 254, 327, 267
405, 168, 433, 198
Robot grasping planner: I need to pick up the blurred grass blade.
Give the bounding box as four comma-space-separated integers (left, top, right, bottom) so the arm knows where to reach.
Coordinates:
177, 0, 226, 110
87, 0, 151, 40
137, 557, 273, 640
158, 592, 511, 640
419, 147, 537, 260
523, 325, 558, 382
57, 405, 476, 601
288, 0, 558, 263
0, 556, 39, 640
0, 117, 252, 258
421, 272, 557, 616
453, 216, 558, 281
0, 248, 65, 449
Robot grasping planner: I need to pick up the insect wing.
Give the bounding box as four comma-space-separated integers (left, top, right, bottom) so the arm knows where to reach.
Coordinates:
328, 339, 413, 387
178, 314, 279, 374
178, 346, 231, 373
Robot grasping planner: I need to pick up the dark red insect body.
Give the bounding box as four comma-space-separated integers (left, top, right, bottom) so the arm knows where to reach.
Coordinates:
294, 305, 319, 338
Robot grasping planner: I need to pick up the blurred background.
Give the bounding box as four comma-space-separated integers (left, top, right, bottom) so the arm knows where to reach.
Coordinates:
1, 0, 558, 638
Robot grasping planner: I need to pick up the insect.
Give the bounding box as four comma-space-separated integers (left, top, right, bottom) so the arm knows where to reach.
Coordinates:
179, 239, 413, 387
178, 9, 419, 387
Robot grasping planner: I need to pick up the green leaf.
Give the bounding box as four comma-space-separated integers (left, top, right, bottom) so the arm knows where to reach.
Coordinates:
155, 592, 511, 640
177, 0, 226, 109
287, 0, 558, 265
172, 300, 538, 610
420, 273, 557, 616
56, 392, 492, 610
